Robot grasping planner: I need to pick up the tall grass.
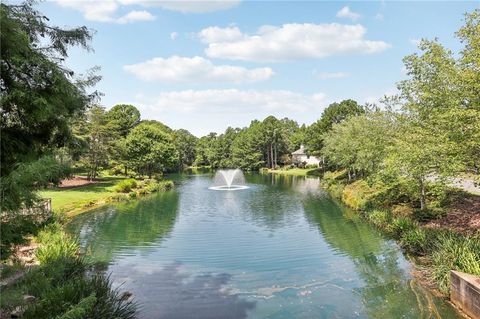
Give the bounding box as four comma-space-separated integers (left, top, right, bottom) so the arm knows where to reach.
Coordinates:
431, 232, 480, 293
2, 223, 136, 319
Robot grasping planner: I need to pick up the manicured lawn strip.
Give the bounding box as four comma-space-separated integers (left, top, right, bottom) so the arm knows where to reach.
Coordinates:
267, 168, 322, 177
39, 177, 125, 217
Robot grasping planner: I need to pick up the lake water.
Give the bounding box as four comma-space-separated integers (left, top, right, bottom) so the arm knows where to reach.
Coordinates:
67, 173, 460, 318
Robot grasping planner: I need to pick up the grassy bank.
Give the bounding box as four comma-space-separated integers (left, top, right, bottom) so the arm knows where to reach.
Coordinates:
321, 170, 480, 296
265, 167, 322, 177
1, 224, 136, 318
39, 177, 174, 217
1, 176, 176, 317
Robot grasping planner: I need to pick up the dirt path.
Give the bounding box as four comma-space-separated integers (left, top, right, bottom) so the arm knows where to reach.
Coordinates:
58, 176, 97, 188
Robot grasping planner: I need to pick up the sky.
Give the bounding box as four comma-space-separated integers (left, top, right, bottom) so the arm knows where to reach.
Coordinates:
33, 0, 479, 136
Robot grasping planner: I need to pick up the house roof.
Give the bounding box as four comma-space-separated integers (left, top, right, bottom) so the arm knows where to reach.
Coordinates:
292, 145, 306, 155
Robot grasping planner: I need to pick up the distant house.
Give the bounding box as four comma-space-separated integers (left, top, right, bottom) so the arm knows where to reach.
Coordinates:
291, 145, 321, 166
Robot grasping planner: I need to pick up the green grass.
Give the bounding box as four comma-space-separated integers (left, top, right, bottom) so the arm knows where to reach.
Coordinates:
267, 168, 321, 176
38, 177, 125, 216
1, 224, 137, 318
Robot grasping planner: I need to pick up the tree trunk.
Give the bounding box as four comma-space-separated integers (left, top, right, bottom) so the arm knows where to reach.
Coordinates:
124, 165, 128, 176
270, 143, 274, 169
419, 178, 426, 210
348, 168, 351, 182
274, 143, 277, 169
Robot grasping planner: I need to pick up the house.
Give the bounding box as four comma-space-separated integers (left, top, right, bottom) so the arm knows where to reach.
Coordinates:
291, 145, 321, 166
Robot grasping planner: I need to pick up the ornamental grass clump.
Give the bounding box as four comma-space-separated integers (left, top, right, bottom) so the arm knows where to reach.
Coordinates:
114, 179, 137, 193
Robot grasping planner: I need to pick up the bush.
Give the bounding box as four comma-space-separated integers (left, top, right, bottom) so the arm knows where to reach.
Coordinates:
305, 164, 318, 169
400, 227, 429, 255
1, 212, 51, 259
391, 204, 414, 218
35, 224, 78, 264
431, 232, 480, 293
108, 165, 124, 176
1, 223, 138, 319
114, 179, 137, 193
387, 217, 417, 238
366, 210, 390, 228
341, 180, 379, 210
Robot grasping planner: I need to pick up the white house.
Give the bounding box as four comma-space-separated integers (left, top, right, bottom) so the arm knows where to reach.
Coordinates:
291, 145, 321, 166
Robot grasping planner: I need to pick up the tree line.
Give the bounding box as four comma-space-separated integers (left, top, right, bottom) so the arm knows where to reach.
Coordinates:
1, 0, 478, 239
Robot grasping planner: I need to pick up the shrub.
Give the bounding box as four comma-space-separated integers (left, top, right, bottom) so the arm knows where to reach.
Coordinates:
158, 180, 174, 191
399, 227, 429, 255
108, 165, 124, 176
1, 212, 51, 259
387, 217, 417, 238
341, 180, 379, 210
366, 210, 390, 228
391, 204, 414, 218
431, 232, 480, 293
114, 179, 137, 193
35, 224, 78, 264
305, 164, 318, 169
15, 223, 138, 319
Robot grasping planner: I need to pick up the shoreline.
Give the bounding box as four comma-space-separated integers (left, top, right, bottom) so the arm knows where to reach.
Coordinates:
316, 172, 479, 317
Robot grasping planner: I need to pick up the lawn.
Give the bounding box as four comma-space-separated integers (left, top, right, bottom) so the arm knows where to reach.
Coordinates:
267, 168, 322, 177
39, 177, 125, 216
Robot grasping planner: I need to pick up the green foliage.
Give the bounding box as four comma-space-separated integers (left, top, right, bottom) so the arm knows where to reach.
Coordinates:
1, 224, 137, 319
36, 224, 78, 264
399, 228, 429, 255
341, 180, 379, 210
173, 129, 197, 169
106, 104, 141, 138
323, 111, 395, 178
366, 210, 391, 228
74, 105, 115, 180
126, 121, 179, 177
306, 99, 365, 155
114, 179, 138, 193
0, 2, 98, 178
387, 217, 417, 238
431, 232, 480, 293
0, 156, 69, 257
56, 293, 97, 319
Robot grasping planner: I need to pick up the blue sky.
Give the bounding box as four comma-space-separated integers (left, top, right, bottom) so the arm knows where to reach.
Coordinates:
36, 1, 478, 136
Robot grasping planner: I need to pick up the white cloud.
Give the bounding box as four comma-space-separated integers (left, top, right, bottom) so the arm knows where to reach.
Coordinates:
336, 6, 361, 21
198, 26, 243, 43
54, 0, 239, 23
55, 0, 155, 23
170, 32, 178, 40
199, 23, 390, 62
314, 71, 350, 80
116, 10, 155, 24
139, 0, 240, 13
123, 56, 274, 83
130, 89, 328, 135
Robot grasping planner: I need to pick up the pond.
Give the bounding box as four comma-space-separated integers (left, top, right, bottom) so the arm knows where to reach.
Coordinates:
67, 173, 460, 319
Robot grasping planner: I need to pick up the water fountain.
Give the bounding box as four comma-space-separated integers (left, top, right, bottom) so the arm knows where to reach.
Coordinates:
209, 169, 249, 191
